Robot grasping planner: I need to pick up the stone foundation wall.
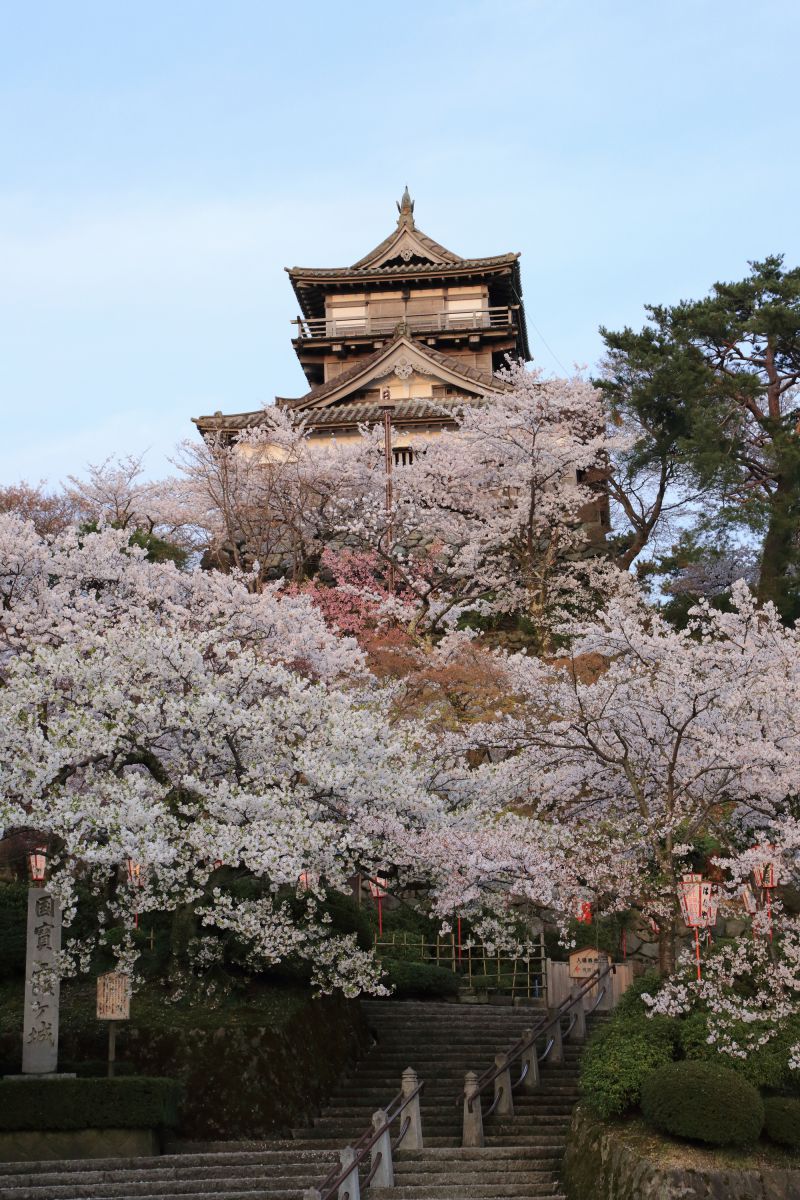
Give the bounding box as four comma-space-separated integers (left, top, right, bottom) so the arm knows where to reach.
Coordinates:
562, 1106, 800, 1200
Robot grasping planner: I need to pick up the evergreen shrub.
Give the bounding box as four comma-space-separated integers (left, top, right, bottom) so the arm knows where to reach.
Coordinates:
641, 1061, 764, 1146
579, 1015, 676, 1118
381, 959, 460, 998
0, 883, 28, 978
0, 1077, 182, 1132
763, 1096, 800, 1152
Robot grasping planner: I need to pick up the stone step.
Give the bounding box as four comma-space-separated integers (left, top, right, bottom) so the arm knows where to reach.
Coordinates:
0, 1163, 323, 1188
0, 1186, 307, 1200
394, 1164, 562, 1182
397, 1148, 565, 1162
370, 1184, 562, 1198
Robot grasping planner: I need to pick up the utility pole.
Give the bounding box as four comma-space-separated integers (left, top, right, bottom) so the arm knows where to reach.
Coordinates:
380, 390, 395, 594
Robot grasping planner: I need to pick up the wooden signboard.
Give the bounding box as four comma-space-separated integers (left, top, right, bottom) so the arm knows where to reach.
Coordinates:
96, 971, 131, 1021
569, 947, 608, 979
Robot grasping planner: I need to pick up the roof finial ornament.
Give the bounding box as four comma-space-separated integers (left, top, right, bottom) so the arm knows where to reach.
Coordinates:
396, 185, 415, 227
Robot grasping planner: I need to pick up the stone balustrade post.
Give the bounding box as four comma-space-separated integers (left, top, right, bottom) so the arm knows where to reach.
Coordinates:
548, 1010, 564, 1064
493, 1053, 514, 1117
597, 955, 618, 1012
370, 1109, 394, 1189
400, 1067, 424, 1150
462, 1070, 484, 1148
519, 1028, 540, 1092
337, 1146, 361, 1200
568, 986, 587, 1042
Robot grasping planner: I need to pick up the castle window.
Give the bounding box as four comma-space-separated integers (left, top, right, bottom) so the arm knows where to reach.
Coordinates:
393, 446, 414, 467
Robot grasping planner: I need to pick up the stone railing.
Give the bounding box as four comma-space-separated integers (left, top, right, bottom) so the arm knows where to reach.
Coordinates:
458, 962, 615, 1147
305, 1068, 424, 1200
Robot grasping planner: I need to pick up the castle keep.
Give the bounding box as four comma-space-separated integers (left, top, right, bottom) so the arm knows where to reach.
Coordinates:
193, 189, 530, 445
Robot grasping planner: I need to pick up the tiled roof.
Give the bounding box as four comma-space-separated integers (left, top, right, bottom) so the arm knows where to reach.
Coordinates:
278, 335, 504, 412
193, 336, 506, 435
287, 253, 519, 281
350, 224, 462, 269
192, 397, 478, 435
300, 398, 470, 427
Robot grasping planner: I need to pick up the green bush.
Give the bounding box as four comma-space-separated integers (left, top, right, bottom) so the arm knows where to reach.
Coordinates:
641, 1061, 764, 1147
612, 969, 662, 1019
61, 1059, 137, 1078
0, 1077, 182, 1132
579, 1015, 677, 1118
763, 1096, 800, 1152
381, 959, 460, 999
0, 883, 28, 979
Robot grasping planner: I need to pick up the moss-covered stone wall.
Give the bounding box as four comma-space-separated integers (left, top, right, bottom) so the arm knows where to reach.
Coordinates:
123, 995, 368, 1139
0, 988, 369, 1141
563, 1106, 800, 1200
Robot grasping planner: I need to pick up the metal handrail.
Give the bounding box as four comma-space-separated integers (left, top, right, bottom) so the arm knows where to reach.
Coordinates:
311, 1080, 424, 1200
538, 1036, 555, 1063
512, 1061, 529, 1092
292, 307, 514, 340
457, 961, 615, 1112
392, 1115, 411, 1152
586, 984, 607, 1015
483, 1084, 505, 1119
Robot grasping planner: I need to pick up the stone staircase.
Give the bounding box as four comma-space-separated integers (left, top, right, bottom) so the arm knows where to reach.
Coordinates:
0, 999, 596, 1200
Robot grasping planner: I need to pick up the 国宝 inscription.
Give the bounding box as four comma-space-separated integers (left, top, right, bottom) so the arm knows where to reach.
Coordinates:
22, 888, 61, 1074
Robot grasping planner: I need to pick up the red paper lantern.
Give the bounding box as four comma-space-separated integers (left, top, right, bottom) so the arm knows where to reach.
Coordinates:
677, 873, 717, 980
752, 845, 779, 891
751, 845, 779, 940
576, 901, 593, 925
27, 846, 47, 885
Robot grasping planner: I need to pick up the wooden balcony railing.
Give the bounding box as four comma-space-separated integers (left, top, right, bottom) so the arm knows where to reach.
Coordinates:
292, 306, 513, 340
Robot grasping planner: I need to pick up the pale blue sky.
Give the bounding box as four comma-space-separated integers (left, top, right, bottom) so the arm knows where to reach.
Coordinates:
2, 0, 798, 484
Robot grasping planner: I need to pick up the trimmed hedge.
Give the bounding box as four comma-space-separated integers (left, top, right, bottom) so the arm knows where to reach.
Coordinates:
763, 1096, 800, 1152
0, 1077, 182, 1132
579, 1015, 677, 1118
641, 1061, 764, 1147
381, 959, 460, 999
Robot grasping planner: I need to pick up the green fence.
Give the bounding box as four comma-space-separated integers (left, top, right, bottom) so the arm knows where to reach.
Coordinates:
373, 931, 546, 999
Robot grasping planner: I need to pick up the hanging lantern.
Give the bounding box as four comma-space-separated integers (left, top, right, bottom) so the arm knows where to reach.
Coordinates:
751, 845, 779, 940
741, 884, 758, 916
752, 845, 779, 891
576, 900, 593, 925
677, 873, 717, 980
298, 869, 319, 893
27, 846, 48, 885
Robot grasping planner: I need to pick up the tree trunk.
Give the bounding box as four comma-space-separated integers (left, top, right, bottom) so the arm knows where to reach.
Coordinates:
657, 924, 675, 976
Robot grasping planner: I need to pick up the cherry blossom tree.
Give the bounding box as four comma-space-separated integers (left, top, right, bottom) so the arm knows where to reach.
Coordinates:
330, 363, 613, 643
0, 481, 80, 537
0, 514, 457, 996
447, 578, 800, 972
172, 410, 361, 587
